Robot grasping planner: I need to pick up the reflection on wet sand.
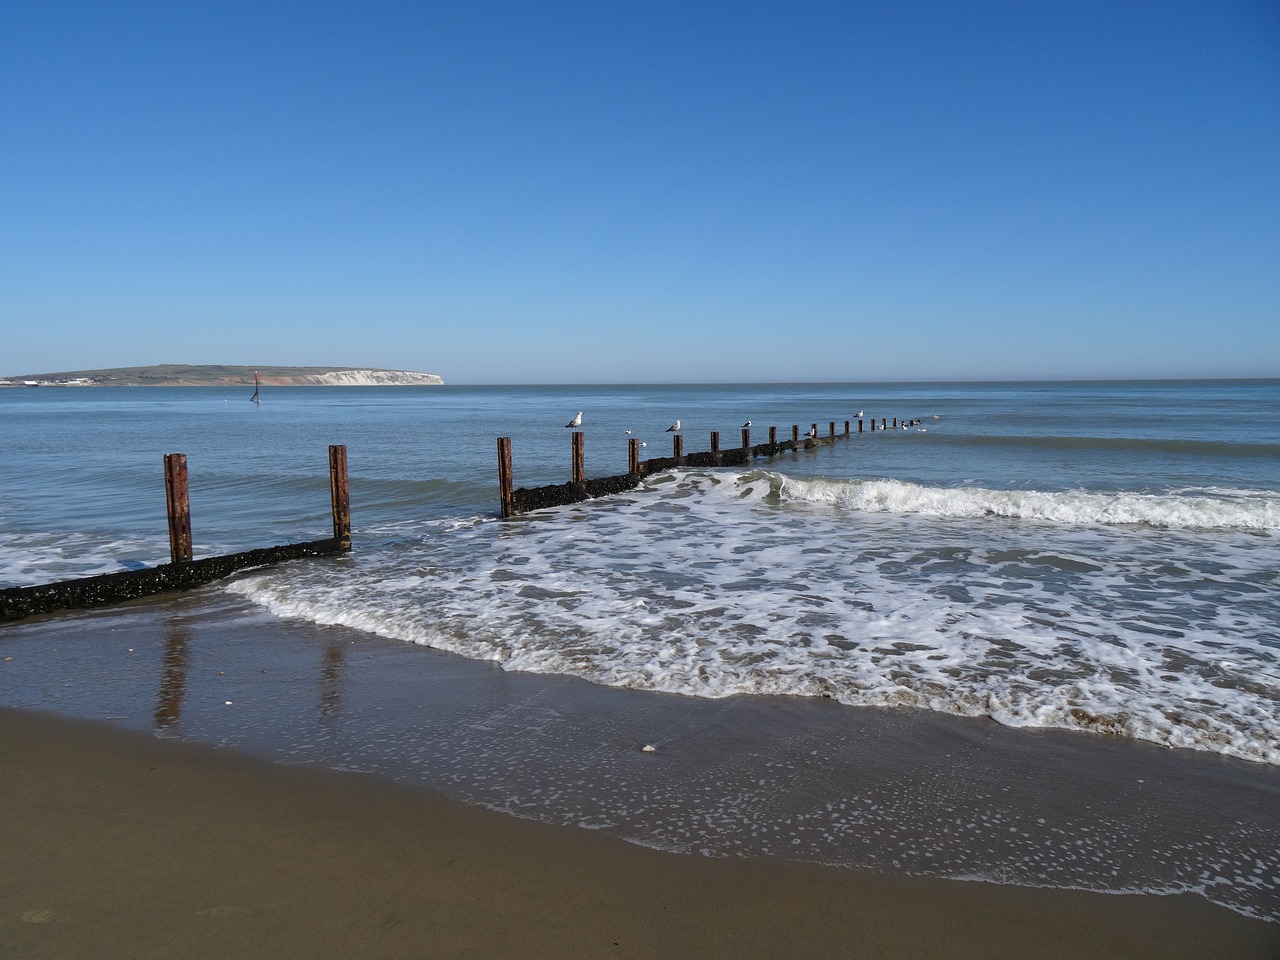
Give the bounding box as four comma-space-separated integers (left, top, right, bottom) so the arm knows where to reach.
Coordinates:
154, 626, 190, 728
320, 642, 345, 720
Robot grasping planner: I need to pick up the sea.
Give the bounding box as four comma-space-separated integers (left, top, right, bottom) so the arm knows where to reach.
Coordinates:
2, 379, 1278, 919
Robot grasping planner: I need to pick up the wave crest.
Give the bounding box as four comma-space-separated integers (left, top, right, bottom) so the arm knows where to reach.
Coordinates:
751, 474, 1280, 531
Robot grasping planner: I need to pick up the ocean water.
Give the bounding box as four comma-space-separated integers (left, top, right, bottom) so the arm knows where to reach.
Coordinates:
4, 380, 1277, 762
2, 379, 1279, 917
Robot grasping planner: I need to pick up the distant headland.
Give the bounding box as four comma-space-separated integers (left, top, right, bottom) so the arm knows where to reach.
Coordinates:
0, 364, 444, 387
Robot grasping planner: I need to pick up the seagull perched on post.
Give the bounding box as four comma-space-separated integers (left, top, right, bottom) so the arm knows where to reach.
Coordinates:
565, 412, 583, 428
742, 420, 751, 428
856, 410, 863, 419
666, 419, 681, 432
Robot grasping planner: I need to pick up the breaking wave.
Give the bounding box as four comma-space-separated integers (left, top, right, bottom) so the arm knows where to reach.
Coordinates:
758, 473, 1280, 532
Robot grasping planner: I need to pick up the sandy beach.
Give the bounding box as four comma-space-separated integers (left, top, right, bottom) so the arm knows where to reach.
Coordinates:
3, 705, 1277, 960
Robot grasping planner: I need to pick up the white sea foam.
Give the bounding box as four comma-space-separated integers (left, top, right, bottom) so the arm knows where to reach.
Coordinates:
765, 473, 1280, 531
227, 470, 1280, 765
0, 530, 170, 586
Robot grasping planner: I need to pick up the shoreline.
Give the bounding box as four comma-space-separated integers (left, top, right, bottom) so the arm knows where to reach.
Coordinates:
5, 705, 1277, 960
3, 586, 1280, 953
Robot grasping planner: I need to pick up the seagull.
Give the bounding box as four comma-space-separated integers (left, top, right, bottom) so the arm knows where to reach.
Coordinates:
856, 410, 864, 418
565, 412, 583, 428
666, 419, 681, 432
624, 429, 632, 435
742, 420, 752, 428
808, 425, 818, 438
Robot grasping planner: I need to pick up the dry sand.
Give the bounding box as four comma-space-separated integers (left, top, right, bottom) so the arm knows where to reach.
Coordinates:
3, 707, 1276, 960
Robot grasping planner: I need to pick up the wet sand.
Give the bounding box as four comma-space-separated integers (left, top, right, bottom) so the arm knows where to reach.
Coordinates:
3, 591, 1280, 956
4, 706, 1277, 960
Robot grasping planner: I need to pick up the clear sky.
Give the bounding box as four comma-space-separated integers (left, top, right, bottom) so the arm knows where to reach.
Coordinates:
3, 1, 1277, 383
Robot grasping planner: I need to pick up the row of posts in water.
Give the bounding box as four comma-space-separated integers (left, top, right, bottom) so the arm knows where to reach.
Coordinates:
4, 413, 922, 618
497, 415, 924, 517
161, 445, 352, 563
0, 445, 352, 622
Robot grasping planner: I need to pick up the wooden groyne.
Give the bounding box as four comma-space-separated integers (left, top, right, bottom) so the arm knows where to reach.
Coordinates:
4, 416, 931, 618
0, 445, 351, 623
498, 417, 925, 517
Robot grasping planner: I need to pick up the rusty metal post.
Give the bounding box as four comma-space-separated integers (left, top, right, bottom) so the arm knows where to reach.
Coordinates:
710, 431, 720, 455
328, 444, 351, 550
742, 426, 750, 449
629, 437, 642, 474
769, 426, 777, 445
572, 431, 585, 483
163, 453, 192, 564
497, 437, 514, 518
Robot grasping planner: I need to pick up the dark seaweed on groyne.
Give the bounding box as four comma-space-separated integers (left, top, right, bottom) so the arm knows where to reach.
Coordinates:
0, 445, 351, 623
0, 540, 346, 623
499, 416, 923, 517
3, 416, 926, 621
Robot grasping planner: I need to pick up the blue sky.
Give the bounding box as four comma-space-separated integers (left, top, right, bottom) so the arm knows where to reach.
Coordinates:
3, 1, 1277, 383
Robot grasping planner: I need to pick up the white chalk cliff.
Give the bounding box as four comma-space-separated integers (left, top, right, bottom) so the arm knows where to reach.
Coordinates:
305, 369, 444, 386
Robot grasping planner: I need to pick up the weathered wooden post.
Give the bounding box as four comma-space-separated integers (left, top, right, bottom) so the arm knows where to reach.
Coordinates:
742, 426, 751, 449
572, 431, 585, 483
792, 424, 800, 442
882, 418, 887, 430
497, 437, 514, 518
628, 437, 642, 474
871, 418, 877, 431
769, 426, 777, 445
163, 453, 192, 564
710, 431, 720, 455
858, 418, 864, 433
829, 421, 836, 437
844, 420, 850, 435
673, 434, 684, 460
893, 418, 898, 430
328, 444, 351, 550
